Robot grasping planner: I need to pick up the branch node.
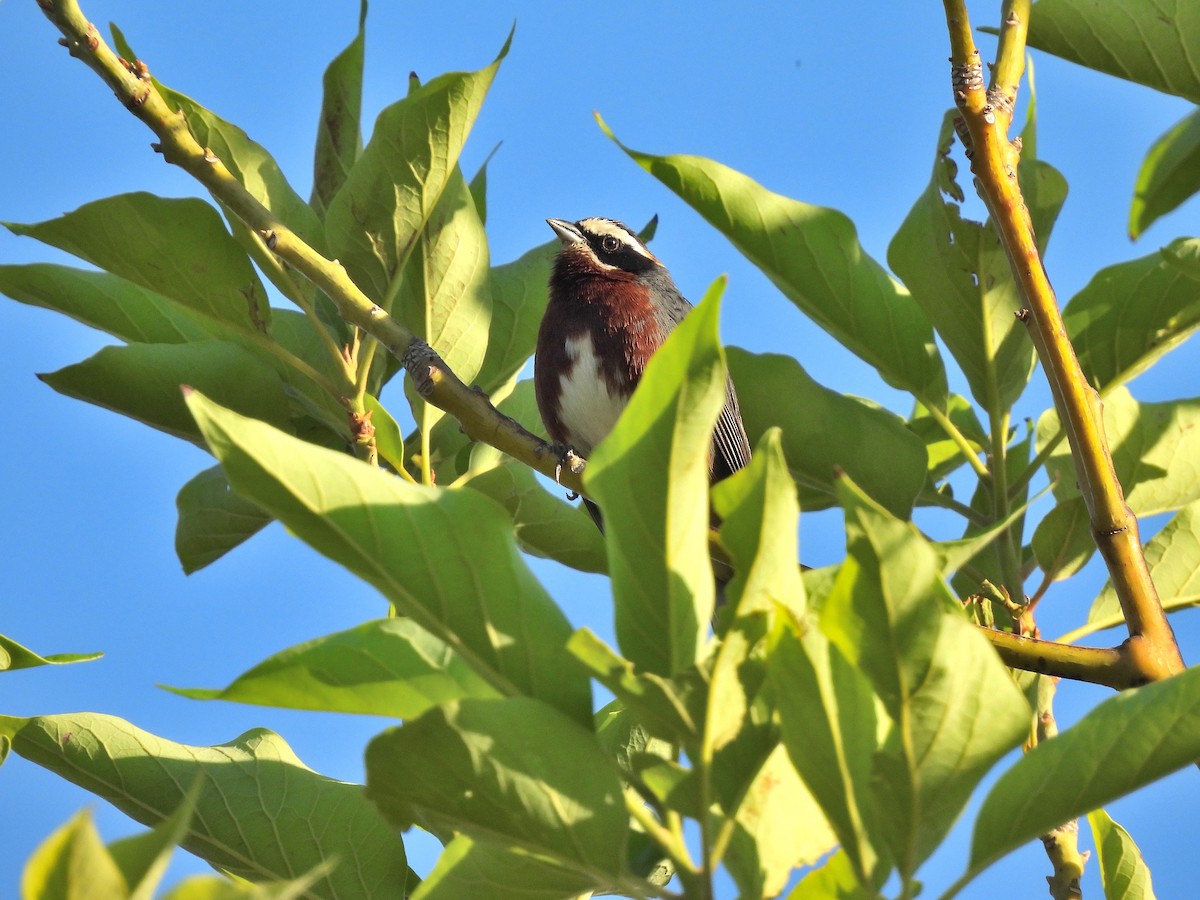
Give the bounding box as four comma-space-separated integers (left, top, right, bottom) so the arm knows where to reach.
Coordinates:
260, 229, 278, 250
401, 339, 440, 398
150, 141, 163, 153
125, 85, 150, 109
202, 147, 219, 163
1015, 308, 1031, 323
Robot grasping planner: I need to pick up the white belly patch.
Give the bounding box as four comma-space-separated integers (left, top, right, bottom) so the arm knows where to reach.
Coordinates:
557, 335, 629, 456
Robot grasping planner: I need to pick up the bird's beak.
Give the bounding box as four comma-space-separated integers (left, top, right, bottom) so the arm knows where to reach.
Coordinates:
547, 218, 585, 245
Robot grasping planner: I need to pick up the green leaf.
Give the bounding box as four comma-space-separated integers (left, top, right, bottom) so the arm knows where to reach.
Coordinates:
964, 665, 1200, 888
107, 782, 200, 900
0, 264, 208, 345
728, 349, 928, 518
1064, 238, 1200, 389
599, 116, 947, 406
184, 391, 591, 724
112, 24, 321, 257
1, 713, 407, 897
769, 612, 884, 888
787, 849, 879, 900
324, 31, 510, 305
409, 834, 597, 900
161, 863, 336, 900
21, 808, 126, 900
1089, 499, 1200, 631
473, 237, 558, 395
949, 427, 1033, 596
365, 698, 627, 881
585, 278, 729, 676
5, 194, 269, 334
0, 634, 100, 672
310, 2, 366, 217
907, 394, 987, 483
467, 143, 501, 227
1088, 808, 1157, 900
566, 629, 704, 747
889, 110, 1062, 413
166, 618, 501, 718
1041, 388, 1200, 515
460, 380, 606, 573
362, 394, 406, 473
175, 465, 272, 574
1027, 0, 1200, 104
393, 168, 492, 425
41, 342, 291, 444
1031, 496, 1095, 582
707, 431, 804, 816
1131, 109, 1200, 239
822, 477, 1029, 883
462, 453, 607, 574
722, 744, 838, 898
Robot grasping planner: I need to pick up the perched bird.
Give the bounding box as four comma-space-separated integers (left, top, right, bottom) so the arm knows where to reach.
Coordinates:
535, 216, 752, 524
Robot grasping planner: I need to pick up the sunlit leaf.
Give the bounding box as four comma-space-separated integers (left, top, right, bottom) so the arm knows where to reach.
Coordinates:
1130, 109, 1200, 239
769, 614, 882, 887
1064, 238, 1200, 389
0, 634, 100, 672
729, 350, 928, 518
964, 665, 1200, 889
5, 194, 270, 334
822, 477, 1028, 882
41, 342, 291, 444
185, 392, 591, 724
1027, 0, 1200, 104
890, 109, 1062, 413
1089, 499, 1200, 630
599, 116, 948, 406
167, 618, 501, 718
1088, 808, 1157, 900
175, 466, 272, 574
20, 808, 125, 900
409, 834, 596, 900
325, 32, 510, 304
585, 279, 729, 676
365, 698, 626, 881
393, 168, 492, 429
0, 264, 207, 345
1041, 388, 1200, 515
310, 2, 366, 217
1, 713, 408, 897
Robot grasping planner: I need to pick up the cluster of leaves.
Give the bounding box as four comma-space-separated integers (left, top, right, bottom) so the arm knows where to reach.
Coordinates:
4, 0, 1200, 898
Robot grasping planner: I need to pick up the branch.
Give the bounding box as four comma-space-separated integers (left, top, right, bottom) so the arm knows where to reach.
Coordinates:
980, 629, 1135, 691
37, 0, 585, 497
941, 0, 1185, 684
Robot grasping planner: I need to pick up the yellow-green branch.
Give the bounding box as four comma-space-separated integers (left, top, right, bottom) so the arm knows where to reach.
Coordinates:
39, 0, 584, 498
941, 0, 1185, 684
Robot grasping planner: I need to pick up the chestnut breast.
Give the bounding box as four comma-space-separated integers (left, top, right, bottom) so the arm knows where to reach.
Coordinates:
535, 273, 666, 457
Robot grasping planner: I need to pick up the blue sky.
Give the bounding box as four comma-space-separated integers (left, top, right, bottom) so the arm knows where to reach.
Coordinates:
2, 1, 1198, 896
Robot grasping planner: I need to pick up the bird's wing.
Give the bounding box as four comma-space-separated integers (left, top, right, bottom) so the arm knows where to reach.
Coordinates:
712, 377, 753, 481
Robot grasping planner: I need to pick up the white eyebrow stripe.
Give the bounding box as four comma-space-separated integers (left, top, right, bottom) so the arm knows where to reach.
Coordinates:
577, 218, 655, 260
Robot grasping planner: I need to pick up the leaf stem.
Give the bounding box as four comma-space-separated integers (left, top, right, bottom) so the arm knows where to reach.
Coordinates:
942, 0, 1185, 683
624, 789, 701, 892
924, 403, 989, 479
244, 225, 355, 389
988, 408, 1026, 602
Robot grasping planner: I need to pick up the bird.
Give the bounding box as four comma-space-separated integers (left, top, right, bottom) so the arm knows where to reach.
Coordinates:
534, 216, 752, 526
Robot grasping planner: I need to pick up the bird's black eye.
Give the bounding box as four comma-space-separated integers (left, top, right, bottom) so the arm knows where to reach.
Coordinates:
601, 235, 621, 253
